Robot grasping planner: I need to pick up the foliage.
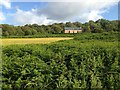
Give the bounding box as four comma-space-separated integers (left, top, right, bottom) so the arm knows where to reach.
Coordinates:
74, 32, 119, 42
2, 32, 120, 89
1, 19, 119, 37
2, 34, 75, 38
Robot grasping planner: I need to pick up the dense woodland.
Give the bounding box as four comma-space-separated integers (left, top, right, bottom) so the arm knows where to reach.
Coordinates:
1, 19, 119, 36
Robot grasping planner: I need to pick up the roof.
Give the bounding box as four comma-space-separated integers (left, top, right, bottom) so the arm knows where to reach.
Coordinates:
64, 27, 82, 30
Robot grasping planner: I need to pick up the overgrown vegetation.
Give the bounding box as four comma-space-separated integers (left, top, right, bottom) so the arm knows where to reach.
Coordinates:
2, 34, 75, 38
2, 32, 120, 89
1, 19, 119, 37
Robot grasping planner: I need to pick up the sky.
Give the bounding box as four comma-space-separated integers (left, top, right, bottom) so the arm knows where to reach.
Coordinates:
0, 0, 119, 26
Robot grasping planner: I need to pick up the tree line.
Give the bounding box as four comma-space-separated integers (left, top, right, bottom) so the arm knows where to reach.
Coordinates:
1, 19, 119, 36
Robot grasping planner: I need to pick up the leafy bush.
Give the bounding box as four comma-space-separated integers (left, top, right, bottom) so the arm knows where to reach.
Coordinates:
2, 32, 120, 89
74, 32, 119, 42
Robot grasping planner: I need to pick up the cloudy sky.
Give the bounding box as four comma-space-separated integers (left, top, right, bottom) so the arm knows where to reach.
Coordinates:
0, 0, 119, 25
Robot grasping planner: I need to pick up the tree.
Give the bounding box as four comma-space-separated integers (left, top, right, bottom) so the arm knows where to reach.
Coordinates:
51, 25, 63, 34
31, 29, 37, 35
2, 24, 16, 36
3, 31, 9, 36
73, 22, 82, 27
96, 19, 109, 32
16, 27, 25, 36
52, 25, 63, 33
45, 26, 52, 33
83, 25, 91, 33
21, 26, 32, 35
65, 22, 75, 27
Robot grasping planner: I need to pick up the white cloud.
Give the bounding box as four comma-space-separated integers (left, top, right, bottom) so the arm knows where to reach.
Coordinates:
0, 0, 11, 9
0, 0, 11, 23
0, 12, 6, 22
39, 0, 118, 22
10, 9, 58, 25
9, 0, 119, 25
80, 10, 103, 22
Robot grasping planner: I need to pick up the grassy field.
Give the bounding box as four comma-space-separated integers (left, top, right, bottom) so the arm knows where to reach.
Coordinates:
1, 37, 73, 45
